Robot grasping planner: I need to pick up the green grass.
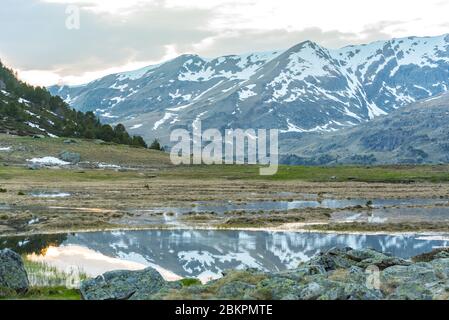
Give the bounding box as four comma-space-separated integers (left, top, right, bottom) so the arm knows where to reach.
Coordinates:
180, 278, 202, 287
2, 163, 449, 183
160, 164, 449, 183
24, 258, 88, 289
0, 133, 170, 168
0, 258, 86, 300
0, 286, 81, 300
0, 166, 148, 182
3, 133, 449, 183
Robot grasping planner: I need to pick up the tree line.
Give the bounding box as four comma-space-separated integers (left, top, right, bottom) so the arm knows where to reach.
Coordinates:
0, 60, 151, 148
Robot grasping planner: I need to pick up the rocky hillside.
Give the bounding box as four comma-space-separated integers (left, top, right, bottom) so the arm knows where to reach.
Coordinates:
0, 61, 146, 147
49, 34, 449, 145
282, 92, 449, 165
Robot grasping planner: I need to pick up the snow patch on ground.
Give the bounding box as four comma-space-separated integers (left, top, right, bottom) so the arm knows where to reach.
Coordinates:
27, 157, 71, 166
98, 163, 121, 169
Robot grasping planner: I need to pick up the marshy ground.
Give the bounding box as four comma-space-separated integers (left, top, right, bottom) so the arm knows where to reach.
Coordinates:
2, 134, 449, 236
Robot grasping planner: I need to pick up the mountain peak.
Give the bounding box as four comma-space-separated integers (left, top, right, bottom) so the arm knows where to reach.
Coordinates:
48, 34, 449, 146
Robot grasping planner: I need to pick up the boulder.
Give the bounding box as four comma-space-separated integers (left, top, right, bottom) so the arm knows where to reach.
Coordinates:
0, 249, 29, 295
63, 139, 77, 144
217, 281, 256, 299
306, 247, 410, 272
80, 267, 167, 300
412, 248, 449, 262
58, 151, 81, 164
27, 163, 41, 170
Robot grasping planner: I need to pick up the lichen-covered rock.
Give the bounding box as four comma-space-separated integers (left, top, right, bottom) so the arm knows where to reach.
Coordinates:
217, 281, 256, 299
79, 247, 449, 300
306, 247, 410, 272
380, 262, 449, 299
412, 248, 449, 262
80, 267, 167, 300
253, 277, 303, 300
63, 139, 77, 144
58, 151, 81, 164
0, 249, 29, 295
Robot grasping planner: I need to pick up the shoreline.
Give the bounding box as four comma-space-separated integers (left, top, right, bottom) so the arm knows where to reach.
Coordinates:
2, 222, 449, 239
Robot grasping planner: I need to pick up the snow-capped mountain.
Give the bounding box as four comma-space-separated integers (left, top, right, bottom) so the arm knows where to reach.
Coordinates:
49, 34, 449, 144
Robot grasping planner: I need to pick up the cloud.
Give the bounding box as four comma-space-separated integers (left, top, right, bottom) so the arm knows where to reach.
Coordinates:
1, 0, 448, 86
0, 0, 213, 77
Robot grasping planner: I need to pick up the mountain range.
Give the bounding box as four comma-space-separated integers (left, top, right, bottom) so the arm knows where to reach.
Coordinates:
48, 34, 449, 163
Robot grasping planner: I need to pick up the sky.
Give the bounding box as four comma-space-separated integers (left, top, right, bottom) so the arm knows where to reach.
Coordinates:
1, 0, 448, 86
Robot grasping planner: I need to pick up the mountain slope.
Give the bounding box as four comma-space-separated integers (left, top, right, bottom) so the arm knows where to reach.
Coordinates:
49, 34, 449, 145
0, 61, 147, 147
281, 92, 449, 165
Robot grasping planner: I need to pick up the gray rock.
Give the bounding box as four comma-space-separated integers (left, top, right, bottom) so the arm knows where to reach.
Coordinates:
253, 277, 303, 300
306, 247, 410, 272
59, 151, 81, 164
217, 281, 255, 299
79, 247, 449, 300
27, 163, 41, 170
299, 282, 322, 300
412, 248, 449, 262
380, 263, 447, 299
80, 267, 167, 300
63, 139, 77, 144
0, 249, 29, 294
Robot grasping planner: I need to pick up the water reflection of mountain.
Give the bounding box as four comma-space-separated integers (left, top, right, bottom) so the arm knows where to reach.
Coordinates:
62, 230, 449, 279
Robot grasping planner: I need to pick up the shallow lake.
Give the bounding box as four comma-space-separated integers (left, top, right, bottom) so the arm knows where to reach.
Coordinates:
2, 229, 449, 282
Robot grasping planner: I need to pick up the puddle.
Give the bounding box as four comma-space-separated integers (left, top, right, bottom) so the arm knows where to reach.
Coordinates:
30, 192, 71, 198
0, 204, 10, 210
2, 229, 449, 283
332, 207, 449, 224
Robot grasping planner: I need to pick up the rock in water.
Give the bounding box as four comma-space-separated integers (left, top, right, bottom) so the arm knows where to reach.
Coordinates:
59, 151, 81, 164
80, 267, 167, 300
0, 249, 29, 294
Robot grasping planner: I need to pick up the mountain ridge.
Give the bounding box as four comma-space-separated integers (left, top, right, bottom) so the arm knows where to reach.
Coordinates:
281, 92, 449, 165
49, 34, 449, 147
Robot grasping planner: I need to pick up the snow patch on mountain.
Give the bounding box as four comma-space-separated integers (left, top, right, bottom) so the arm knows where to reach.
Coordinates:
153, 113, 177, 130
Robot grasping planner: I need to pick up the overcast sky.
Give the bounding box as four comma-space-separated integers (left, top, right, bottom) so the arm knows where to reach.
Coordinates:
1, 0, 448, 86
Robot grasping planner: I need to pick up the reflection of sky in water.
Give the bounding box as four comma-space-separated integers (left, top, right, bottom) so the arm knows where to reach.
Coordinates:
30, 192, 71, 198
332, 207, 449, 223
5, 230, 449, 283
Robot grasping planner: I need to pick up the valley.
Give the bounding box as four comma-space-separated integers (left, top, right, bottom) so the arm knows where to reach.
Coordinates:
3, 135, 449, 300
2, 134, 449, 237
